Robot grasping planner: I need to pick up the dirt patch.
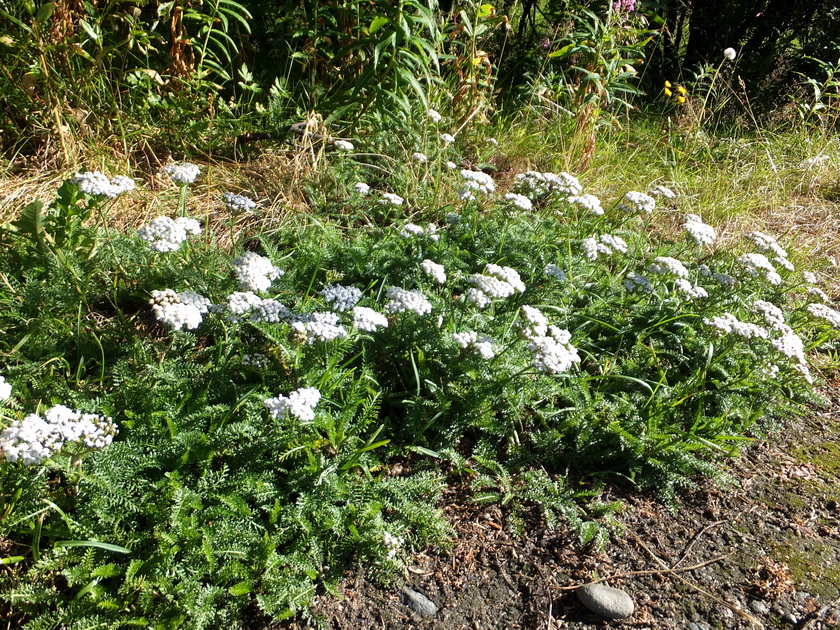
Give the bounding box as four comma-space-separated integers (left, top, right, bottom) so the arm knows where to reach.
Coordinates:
281, 382, 840, 630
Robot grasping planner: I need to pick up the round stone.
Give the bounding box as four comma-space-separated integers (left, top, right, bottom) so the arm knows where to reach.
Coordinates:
576, 583, 635, 620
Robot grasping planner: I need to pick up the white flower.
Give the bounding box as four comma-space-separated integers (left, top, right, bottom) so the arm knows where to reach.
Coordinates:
265, 387, 321, 422
582, 234, 627, 261
426, 108, 443, 122
352, 306, 389, 332
703, 313, 768, 339
486, 137, 498, 146
72, 171, 136, 198
794, 363, 814, 384
334, 139, 354, 151
445, 161, 458, 170
802, 271, 818, 284
452, 331, 494, 358
1, 405, 117, 465
807, 303, 840, 328
412, 152, 428, 163
420, 259, 447, 284
619, 191, 656, 213
0, 376, 11, 402
465, 287, 491, 309
544, 264, 566, 282
771, 331, 806, 364
648, 256, 689, 279
460, 169, 496, 197
321, 284, 362, 312
747, 231, 789, 261
298, 311, 347, 343
753, 300, 787, 330
485, 264, 526, 292
624, 272, 653, 293
383, 531, 404, 558
513, 171, 582, 199
520, 305, 548, 338
567, 194, 604, 215
650, 185, 676, 199
233, 252, 283, 292
453, 330, 478, 348
150, 289, 210, 331
504, 192, 533, 211
807, 286, 829, 301
737, 253, 782, 285
354, 182, 371, 196
440, 133, 456, 144
251, 298, 292, 323
723, 47, 737, 61
137, 216, 202, 252
163, 162, 200, 185
223, 192, 256, 213
242, 353, 270, 368
674, 278, 708, 299
379, 192, 404, 206
527, 328, 580, 374
384, 287, 432, 315
683, 214, 717, 246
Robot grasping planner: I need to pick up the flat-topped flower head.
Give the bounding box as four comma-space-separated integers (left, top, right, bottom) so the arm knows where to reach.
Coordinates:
650, 185, 676, 199
513, 171, 582, 199
353, 182, 371, 196
648, 256, 690, 278
233, 251, 283, 292
352, 306, 389, 332
504, 192, 533, 211
379, 192, 404, 206
150, 289, 210, 331
265, 387, 321, 422
683, 215, 717, 246
420, 259, 447, 284
807, 303, 840, 328
223, 192, 256, 213
412, 152, 428, 163
568, 194, 604, 215
333, 139, 354, 151
426, 108, 443, 123
737, 253, 782, 286
321, 284, 362, 312
384, 287, 432, 315
163, 162, 200, 185
619, 191, 656, 213
440, 133, 456, 144
0, 376, 11, 402
72, 171, 136, 198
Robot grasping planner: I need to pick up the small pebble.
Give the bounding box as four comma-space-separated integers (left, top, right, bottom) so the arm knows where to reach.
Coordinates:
749, 599, 770, 615
401, 587, 438, 617
576, 583, 635, 620
686, 622, 711, 630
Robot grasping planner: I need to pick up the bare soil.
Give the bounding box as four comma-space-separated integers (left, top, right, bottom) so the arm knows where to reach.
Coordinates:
282, 381, 840, 630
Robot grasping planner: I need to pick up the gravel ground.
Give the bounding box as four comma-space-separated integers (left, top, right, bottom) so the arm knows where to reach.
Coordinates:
280, 380, 840, 630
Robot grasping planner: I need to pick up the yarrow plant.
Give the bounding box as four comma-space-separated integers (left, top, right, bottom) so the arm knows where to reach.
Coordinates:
265, 387, 322, 422
72, 171, 136, 198
136, 216, 202, 252
163, 162, 200, 185
233, 251, 284, 292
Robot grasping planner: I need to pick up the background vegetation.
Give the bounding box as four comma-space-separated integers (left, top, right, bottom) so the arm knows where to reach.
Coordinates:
1, 1, 839, 628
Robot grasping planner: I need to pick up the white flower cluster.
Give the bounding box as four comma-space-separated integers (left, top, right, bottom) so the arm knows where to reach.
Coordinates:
582, 234, 628, 261
352, 306, 389, 332
72, 171, 136, 198
567, 194, 604, 215
321, 284, 363, 311
753, 300, 787, 331
466, 264, 526, 308
648, 256, 689, 278
223, 192, 256, 213
384, 287, 432, 316
412, 152, 428, 163
703, 313, 768, 339
504, 192, 533, 211
400, 223, 440, 241
233, 252, 283, 292
265, 387, 321, 422
807, 303, 840, 328
426, 108, 443, 122
354, 182, 371, 196
459, 169, 496, 200
0, 376, 11, 401
737, 253, 782, 286
544, 264, 566, 282
624, 272, 654, 293
136, 216, 202, 252
519, 306, 580, 374
420, 259, 447, 284
163, 162, 200, 185
650, 185, 676, 199
452, 331, 495, 359
334, 140, 354, 151
807, 286, 829, 301
697, 264, 737, 287
746, 231, 793, 271
150, 289, 211, 331
379, 192, 404, 206
674, 278, 708, 299
0, 405, 117, 466
619, 191, 656, 213
683, 214, 717, 246
441, 133, 456, 144
224, 291, 266, 321
242, 353, 270, 368
292, 311, 347, 343
251, 298, 292, 323
513, 171, 582, 199
383, 531, 405, 559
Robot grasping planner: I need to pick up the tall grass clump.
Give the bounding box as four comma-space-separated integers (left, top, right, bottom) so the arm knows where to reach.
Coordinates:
0, 125, 838, 628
